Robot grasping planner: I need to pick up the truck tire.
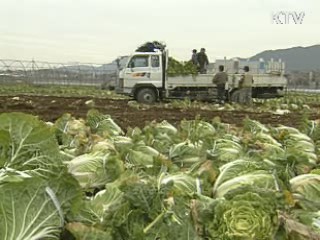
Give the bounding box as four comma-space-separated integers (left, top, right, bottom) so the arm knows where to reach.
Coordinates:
136, 88, 157, 104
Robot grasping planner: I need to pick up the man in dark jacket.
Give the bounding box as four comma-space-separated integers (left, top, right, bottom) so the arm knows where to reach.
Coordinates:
213, 65, 228, 104
197, 48, 209, 74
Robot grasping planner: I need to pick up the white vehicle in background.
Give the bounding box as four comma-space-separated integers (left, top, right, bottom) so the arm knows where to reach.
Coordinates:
116, 49, 287, 103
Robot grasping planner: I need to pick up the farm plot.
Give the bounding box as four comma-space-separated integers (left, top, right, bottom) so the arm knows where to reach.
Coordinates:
0, 94, 319, 129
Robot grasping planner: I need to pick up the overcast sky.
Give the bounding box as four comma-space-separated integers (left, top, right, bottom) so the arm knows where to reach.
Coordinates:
0, 0, 319, 63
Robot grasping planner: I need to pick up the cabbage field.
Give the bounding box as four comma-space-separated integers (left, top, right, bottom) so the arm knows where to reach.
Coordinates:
1, 87, 320, 239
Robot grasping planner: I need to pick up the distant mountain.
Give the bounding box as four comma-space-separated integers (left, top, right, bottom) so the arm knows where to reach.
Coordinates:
53, 56, 129, 73
248, 45, 320, 72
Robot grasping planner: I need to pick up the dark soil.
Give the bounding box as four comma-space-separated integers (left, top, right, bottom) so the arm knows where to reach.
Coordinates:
0, 95, 318, 130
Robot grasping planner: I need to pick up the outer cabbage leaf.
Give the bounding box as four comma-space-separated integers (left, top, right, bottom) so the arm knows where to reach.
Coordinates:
255, 132, 282, 146
189, 160, 219, 196
78, 184, 124, 225
274, 125, 301, 135
290, 174, 320, 211
214, 171, 280, 198
179, 119, 216, 143
135, 120, 178, 154
292, 210, 320, 234
310, 168, 320, 175
169, 140, 204, 167
158, 172, 197, 195
285, 133, 317, 165
0, 113, 62, 170
207, 136, 244, 163
55, 115, 91, 155
86, 109, 123, 137
0, 173, 82, 240
243, 118, 270, 133
54, 113, 74, 147
273, 127, 318, 173
153, 120, 178, 136
90, 139, 116, 153
66, 222, 113, 240
68, 152, 124, 189
300, 119, 320, 156
248, 131, 286, 161
213, 160, 271, 193
111, 136, 133, 152
126, 143, 160, 168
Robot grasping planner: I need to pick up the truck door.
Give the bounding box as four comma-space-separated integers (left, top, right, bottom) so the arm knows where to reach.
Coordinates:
124, 55, 151, 89
149, 55, 162, 82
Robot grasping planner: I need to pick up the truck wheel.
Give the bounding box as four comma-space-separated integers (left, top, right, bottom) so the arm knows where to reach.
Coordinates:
136, 88, 157, 104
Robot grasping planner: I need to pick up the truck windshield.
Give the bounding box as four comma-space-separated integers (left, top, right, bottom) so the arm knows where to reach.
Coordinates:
128, 55, 149, 68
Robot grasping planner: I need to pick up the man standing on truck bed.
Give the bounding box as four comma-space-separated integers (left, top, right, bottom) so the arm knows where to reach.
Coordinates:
213, 65, 228, 104
191, 49, 198, 66
197, 48, 209, 74
238, 66, 254, 105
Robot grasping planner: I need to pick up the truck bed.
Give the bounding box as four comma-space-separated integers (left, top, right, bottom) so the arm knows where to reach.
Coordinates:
167, 73, 287, 89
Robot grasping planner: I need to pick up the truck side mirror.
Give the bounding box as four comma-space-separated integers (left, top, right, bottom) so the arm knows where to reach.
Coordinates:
129, 61, 135, 68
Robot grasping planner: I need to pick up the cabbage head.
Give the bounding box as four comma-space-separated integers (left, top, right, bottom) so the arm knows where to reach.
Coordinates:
208, 192, 280, 240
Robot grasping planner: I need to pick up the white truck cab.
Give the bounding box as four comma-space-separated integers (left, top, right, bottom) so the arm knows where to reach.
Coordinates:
116, 50, 287, 103
118, 51, 163, 99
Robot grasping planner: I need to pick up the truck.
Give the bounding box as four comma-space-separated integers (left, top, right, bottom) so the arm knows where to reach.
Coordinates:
116, 48, 287, 104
